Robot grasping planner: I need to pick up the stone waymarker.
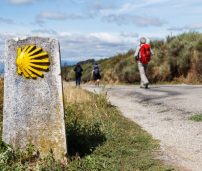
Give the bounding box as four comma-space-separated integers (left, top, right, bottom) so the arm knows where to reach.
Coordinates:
3, 37, 67, 159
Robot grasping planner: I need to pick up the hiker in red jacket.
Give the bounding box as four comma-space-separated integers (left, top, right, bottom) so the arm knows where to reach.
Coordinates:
134, 37, 153, 89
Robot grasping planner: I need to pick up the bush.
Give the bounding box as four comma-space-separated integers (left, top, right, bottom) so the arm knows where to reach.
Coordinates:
195, 53, 202, 75
196, 38, 202, 52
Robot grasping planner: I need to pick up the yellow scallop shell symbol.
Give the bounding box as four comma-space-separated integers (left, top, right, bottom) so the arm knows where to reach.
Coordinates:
16, 45, 50, 79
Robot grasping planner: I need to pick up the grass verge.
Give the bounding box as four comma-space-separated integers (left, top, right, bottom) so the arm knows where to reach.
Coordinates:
63, 85, 174, 171
189, 114, 202, 122
0, 82, 175, 170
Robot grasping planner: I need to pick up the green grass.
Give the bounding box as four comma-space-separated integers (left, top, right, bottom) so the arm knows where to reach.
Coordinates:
63, 86, 175, 171
0, 83, 175, 170
189, 114, 202, 122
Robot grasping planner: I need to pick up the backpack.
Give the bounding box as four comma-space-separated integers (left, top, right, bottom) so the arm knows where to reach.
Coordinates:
76, 67, 82, 76
140, 44, 151, 64
94, 66, 100, 75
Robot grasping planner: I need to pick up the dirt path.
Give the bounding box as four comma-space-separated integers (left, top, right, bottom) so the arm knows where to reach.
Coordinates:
83, 84, 202, 171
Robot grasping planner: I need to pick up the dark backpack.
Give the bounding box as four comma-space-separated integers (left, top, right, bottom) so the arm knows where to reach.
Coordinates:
76, 67, 82, 76
94, 67, 100, 75
140, 44, 151, 64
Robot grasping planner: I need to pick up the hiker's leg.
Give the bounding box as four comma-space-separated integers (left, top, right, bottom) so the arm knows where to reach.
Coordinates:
138, 62, 143, 87
78, 77, 81, 86
143, 64, 149, 88
97, 79, 100, 86
140, 80, 144, 88
138, 62, 149, 87
76, 77, 80, 86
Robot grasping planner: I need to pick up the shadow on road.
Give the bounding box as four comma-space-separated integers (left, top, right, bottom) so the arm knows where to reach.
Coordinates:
128, 87, 182, 103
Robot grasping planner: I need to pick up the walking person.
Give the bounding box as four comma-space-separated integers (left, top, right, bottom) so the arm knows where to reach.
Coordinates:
92, 63, 101, 86
134, 37, 152, 89
74, 63, 83, 86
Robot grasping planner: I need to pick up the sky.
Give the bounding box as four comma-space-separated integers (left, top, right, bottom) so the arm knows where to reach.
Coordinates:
0, 0, 202, 62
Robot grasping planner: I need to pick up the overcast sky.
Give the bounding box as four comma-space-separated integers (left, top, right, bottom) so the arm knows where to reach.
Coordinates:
0, 0, 202, 62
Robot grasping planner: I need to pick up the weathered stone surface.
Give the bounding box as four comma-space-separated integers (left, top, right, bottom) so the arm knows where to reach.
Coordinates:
3, 37, 67, 159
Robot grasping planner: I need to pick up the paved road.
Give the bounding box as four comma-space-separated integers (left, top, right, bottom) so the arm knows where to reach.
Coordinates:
83, 84, 202, 171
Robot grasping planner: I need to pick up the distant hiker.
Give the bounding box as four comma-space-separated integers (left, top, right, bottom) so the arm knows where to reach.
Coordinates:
92, 63, 101, 86
74, 63, 83, 86
134, 37, 152, 89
